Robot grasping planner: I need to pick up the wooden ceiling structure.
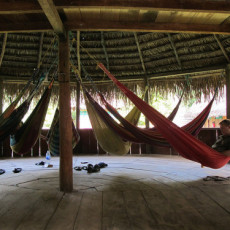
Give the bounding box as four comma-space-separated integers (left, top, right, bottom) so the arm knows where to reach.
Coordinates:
0, 0, 230, 34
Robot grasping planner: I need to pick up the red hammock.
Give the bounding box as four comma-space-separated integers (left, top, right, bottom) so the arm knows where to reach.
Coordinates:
98, 91, 214, 147
85, 89, 183, 147
85, 88, 213, 149
98, 63, 230, 169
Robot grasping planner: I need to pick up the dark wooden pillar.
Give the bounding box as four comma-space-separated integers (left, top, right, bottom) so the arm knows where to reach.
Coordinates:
226, 64, 230, 119
58, 33, 73, 192
0, 80, 3, 156
76, 31, 81, 129
144, 78, 151, 154
76, 82, 80, 129
144, 78, 150, 129
0, 80, 3, 115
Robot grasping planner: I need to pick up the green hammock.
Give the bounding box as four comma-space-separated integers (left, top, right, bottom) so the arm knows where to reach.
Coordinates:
10, 80, 53, 155
46, 108, 80, 156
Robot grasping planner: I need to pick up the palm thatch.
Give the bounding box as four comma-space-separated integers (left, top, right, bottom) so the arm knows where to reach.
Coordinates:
1, 31, 230, 104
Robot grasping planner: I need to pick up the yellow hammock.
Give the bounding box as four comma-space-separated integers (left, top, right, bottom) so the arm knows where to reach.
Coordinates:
84, 92, 138, 155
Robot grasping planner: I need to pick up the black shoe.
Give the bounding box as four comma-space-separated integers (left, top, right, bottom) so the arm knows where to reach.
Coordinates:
87, 164, 94, 173
98, 162, 108, 168
13, 168, 22, 173
35, 161, 45, 166
0, 169, 5, 175
93, 164, 100, 172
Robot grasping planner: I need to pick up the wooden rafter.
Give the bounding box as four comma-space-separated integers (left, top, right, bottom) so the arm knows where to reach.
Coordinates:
134, 32, 146, 73
214, 34, 230, 64
0, 33, 7, 67
101, 31, 109, 70
67, 21, 230, 35
37, 32, 44, 69
38, 0, 65, 34
167, 33, 182, 69
2, 21, 230, 35
54, 0, 230, 13
2, 0, 230, 13
134, 32, 149, 129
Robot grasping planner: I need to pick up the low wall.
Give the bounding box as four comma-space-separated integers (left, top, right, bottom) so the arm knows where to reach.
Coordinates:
0, 128, 220, 157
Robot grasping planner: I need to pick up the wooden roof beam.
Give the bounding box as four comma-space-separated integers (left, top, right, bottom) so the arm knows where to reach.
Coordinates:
134, 32, 146, 73
0, 21, 230, 35
1, 0, 230, 14
67, 21, 230, 35
101, 31, 109, 70
0, 0, 230, 14
38, 0, 65, 35
0, 33, 7, 67
214, 34, 230, 64
167, 33, 182, 69
37, 32, 44, 69
54, 0, 230, 13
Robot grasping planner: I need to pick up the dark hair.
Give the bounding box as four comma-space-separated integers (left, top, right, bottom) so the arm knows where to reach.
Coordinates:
219, 119, 230, 126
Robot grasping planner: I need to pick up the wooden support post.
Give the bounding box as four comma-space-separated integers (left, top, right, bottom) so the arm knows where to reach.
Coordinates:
0, 33, 7, 67
76, 82, 80, 129
144, 77, 151, 154
0, 80, 3, 156
226, 64, 230, 119
58, 32, 73, 193
144, 78, 150, 129
76, 31, 81, 129
0, 80, 3, 115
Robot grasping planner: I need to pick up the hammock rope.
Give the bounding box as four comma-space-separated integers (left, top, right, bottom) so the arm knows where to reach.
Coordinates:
98, 63, 230, 169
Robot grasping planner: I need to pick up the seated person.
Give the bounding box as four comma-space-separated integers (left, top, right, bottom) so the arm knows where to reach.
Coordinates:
212, 119, 230, 156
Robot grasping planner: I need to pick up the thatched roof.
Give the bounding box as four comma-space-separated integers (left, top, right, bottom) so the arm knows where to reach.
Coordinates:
0, 1, 230, 103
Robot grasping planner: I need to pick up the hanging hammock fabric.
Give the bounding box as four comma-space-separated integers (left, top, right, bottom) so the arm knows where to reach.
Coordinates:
0, 72, 44, 126
46, 108, 80, 156
10, 80, 53, 155
0, 79, 31, 126
99, 92, 214, 146
86, 89, 213, 149
98, 63, 230, 169
84, 92, 132, 155
0, 76, 45, 142
99, 91, 183, 131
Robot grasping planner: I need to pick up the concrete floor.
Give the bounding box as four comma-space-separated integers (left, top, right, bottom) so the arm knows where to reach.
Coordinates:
0, 154, 230, 230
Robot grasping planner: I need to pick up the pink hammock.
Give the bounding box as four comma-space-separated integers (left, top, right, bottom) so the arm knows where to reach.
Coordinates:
98, 62, 230, 169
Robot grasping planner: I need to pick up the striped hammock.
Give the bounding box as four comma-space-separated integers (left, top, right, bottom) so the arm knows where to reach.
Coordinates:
46, 108, 80, 156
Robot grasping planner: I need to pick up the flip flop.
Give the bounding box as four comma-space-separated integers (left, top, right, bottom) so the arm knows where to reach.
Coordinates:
74, 166, 82, 171
0, 169, 5, 175
35, 161, 45, 166
13, 168, 22, 173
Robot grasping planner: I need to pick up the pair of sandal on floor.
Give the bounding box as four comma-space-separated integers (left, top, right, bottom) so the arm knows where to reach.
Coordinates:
74, 162, 108, 173
35, 161, 53, 167
0, 168, 22, 175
